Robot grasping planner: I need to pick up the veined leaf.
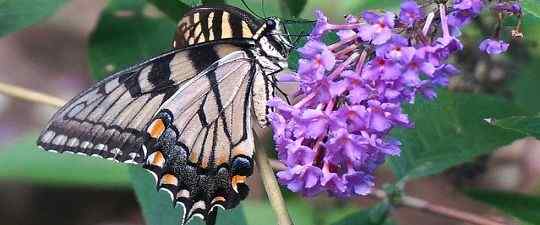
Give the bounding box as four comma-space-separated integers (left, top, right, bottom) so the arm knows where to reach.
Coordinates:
388, 90, 525, 181
485, 115, 540, 138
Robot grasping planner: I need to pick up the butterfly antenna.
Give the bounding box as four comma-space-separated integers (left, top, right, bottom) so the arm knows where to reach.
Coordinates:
241, 0, 264, 19
282, 23, 294, 44
283, 19, 316, 24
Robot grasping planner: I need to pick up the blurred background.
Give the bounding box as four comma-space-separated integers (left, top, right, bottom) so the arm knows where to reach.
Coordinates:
1, 0, 540, 225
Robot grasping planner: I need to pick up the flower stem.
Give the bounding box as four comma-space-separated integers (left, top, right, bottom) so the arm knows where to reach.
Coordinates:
328, 23, 363, 30
0, 81, 66, 108
254, 132, 294, 225
355, 50, 368, 73
439, 4, 450, 38
329, 52, 360, 80
294, 92, 315, 108
422, 12, 435, 36
329, 36, 355, 51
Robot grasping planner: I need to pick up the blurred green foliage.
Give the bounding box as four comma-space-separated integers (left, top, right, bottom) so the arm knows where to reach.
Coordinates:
523, 0, 540, 18
2, 0, 540, 224
0, 0, 67, 37
0, 135, 130, 188
89, 0, 176, 80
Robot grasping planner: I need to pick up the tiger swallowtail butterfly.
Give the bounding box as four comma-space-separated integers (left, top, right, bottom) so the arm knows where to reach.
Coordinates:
37, 4, 293, 225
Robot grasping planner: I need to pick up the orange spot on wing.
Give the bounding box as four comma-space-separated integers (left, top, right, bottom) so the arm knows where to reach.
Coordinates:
147, 119, 165, 139
231, 175, 247, 193
151, 151, 165, 168
161, 174, 178, 186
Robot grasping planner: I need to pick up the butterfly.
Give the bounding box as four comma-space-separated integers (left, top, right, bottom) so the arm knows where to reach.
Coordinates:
37, 4, 293, 225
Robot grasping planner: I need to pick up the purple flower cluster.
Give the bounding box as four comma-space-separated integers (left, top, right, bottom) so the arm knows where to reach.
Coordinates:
268, 0, 522, 197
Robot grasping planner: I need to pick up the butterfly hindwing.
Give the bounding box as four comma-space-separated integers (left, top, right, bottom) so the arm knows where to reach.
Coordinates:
143, 44, 256, 224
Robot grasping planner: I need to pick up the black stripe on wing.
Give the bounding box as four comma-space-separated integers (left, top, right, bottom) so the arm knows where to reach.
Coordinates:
37, 45, 217, 164
141, 46, 256, 225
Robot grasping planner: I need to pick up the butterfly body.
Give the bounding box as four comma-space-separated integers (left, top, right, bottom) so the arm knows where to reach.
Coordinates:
37, 5, 292, 225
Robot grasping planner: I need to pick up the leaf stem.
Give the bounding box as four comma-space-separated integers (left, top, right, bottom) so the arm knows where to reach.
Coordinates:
254, 133, 294, 225
0, 81, 66, 108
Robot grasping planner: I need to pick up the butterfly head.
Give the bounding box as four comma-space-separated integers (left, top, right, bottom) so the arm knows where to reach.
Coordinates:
254, 17, 293, 68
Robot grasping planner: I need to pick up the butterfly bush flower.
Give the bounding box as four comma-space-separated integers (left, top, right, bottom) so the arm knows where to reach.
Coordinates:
269, 0, 522, 197
479, 38, 510, 54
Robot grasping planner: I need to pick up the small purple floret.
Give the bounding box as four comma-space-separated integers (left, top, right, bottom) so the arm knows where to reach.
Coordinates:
479, 38, 510, 54
399, 1, 424, 27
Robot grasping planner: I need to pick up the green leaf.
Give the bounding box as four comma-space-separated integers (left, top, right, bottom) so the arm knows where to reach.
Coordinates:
388, 90, 525, 181
465, 189, 540, 224
523, 0, 540, 18
89, 0, 176, 80
486, 115, 540, 138
242, 199, 315, 225
129, 167, 183, 225
280, 0, 308, 17
0, 135, 130, 188
146, 0, 191, 21
0, 0, 68, 37
331, 203, 394, 225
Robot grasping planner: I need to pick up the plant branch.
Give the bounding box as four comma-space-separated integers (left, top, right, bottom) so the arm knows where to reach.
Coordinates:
0, 81, 66, 108
254, 132, 294, 225
373, 190, 507, 225
269, 159, 507, 225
